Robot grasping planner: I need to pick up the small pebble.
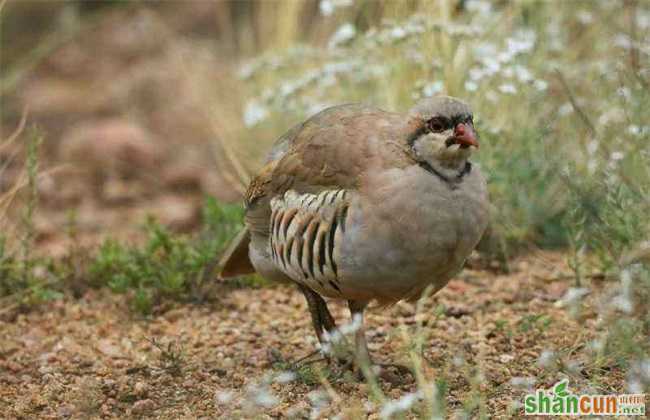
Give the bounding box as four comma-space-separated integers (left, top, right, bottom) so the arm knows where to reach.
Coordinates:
134, 381, 148, 397
132, 398, 155, 415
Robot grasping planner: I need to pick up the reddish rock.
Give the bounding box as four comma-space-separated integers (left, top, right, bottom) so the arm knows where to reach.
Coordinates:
59, 118, 162, 179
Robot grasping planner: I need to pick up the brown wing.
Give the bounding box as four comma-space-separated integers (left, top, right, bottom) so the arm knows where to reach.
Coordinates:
221, 103, 420, 279
245, 103, 418, 236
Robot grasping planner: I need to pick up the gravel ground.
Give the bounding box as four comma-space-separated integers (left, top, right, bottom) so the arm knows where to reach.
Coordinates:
0, 251, 623, 419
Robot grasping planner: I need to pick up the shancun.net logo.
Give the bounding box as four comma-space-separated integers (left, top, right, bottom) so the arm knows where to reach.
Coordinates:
524, 379, 646, 416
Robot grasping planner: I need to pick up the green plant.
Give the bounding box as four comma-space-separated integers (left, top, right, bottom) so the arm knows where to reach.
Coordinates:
147, 337, 185, 376
88, 198, 245, 314
0, 128, 64, 311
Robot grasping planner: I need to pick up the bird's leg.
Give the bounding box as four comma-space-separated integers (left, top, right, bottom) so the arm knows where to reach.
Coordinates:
297, 284, 359, 371
297, 284, 331, 344
348, 300, 413, 382
317, 297, 336, 336
348, 300, 373, 369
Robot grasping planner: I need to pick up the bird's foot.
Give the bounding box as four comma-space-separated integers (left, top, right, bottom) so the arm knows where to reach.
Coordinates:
326, 356, 414, 384
374, 363, 414, 385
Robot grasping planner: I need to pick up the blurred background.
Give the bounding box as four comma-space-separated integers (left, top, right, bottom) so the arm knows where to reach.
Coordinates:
3, 0, 460, 256
0, 1, 649, 417
2, 0, 648, 259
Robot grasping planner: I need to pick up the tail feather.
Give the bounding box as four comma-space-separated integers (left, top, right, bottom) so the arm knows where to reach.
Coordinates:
219, 228, 256, 278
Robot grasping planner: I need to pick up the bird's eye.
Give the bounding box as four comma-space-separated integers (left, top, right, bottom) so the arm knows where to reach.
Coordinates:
427, 117, 449, 133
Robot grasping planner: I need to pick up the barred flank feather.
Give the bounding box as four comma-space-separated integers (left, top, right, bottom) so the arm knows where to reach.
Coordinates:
269, 189, 348, 295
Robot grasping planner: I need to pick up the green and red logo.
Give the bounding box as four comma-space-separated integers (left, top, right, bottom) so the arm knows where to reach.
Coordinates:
524, 379, 646, 416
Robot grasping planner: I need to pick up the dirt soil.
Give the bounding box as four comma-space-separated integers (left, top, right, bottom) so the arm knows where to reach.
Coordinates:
0, 251, 623, 419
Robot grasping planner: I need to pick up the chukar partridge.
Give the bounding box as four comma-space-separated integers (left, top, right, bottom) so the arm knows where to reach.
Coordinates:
220, 96, 489, 366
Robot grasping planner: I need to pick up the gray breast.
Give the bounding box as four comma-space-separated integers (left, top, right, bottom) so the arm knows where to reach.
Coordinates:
335, 163, 488, 303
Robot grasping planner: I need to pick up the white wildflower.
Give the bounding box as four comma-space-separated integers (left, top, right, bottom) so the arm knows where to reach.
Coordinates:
444, 22, 479, 36
466, 0, 492, 15
308, 390, 330, 419
319, 0, 352, 17
465, 80, 478, 92
319, 0, 334, 16
638, 10, 649, 29
628, 125, 649, 136
587, 140, 599, 155
328, 23, 356, 49
598, 107, 624, 126
558, 103, 574, 116
405, 49, 425, 64
279, 81, 298, 98
497, 50, 515, 64
537, 350, 556, 368
566, 360, 583, 375
627, 379, 644, 394
238, 62, 256, 80
273, 371, 297, 384
610, 151, 625, 161
510, 377, 536, 389
323, 60, 357, 74
389, 26, 407, 41
473, 42, 498, 60
628, 125, 640, 135
254, 390, 278, 408
555, 287, 590, 308
469, 67, 485, 81
403, 20, 425, 36
483, 57, 501, 75
533, 79, 548, 91
247, 383, 278, 408
513, 65, 533, 82
243, 100, 269, 127
308, 389, 329, 407
576, 10, 593, 24
506, 29, 536, 55
588, 338, 605, 353
306, 102, 330, 116
380, 392, 420, 419
215, 390, 234, 404
613, 34, 632, 50
498, 83, 517, 94
612, 295, 634, 314
500, 354, 515, 363
422, 81, 444, 97
616, 86, 631, 101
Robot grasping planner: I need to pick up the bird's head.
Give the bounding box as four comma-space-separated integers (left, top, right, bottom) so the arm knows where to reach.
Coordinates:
408, 95, 478, 177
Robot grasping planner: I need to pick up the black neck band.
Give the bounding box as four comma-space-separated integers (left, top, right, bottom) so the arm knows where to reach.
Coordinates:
418, 161, 472, 188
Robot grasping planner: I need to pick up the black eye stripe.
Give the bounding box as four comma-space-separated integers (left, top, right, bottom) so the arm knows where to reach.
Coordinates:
430, 115, 473, 129
427, 116, 451, 132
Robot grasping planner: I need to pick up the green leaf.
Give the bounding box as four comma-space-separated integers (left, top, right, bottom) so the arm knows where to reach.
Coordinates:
553, 380, 569, 397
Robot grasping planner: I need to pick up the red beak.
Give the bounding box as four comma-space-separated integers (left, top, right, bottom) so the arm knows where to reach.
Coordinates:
453, 123, 479, 148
